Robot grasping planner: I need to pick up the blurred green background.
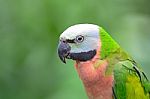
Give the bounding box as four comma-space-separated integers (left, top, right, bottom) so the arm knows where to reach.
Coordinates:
0, 0, 150, 99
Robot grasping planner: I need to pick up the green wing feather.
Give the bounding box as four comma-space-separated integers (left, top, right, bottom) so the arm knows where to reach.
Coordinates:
113, 59, 150, 99
99, 27, 150, 99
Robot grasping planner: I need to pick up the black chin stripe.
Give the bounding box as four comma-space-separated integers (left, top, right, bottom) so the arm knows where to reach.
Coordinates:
69, 50, 96, 61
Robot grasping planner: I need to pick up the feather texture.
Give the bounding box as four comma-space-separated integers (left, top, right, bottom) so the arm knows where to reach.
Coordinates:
100, 27, 150, 99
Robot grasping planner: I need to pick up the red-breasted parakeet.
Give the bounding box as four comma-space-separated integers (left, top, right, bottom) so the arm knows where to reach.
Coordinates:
58, 24, 150, 99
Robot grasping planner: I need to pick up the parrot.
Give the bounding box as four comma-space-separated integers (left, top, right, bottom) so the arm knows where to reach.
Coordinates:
57, 24, 150, 99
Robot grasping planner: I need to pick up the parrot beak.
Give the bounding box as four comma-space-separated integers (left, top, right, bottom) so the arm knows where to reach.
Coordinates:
58, 41, 71, 63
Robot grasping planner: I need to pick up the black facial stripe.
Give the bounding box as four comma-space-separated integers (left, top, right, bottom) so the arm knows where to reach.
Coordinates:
69, 50, 96, 61
66, 39, 75, 43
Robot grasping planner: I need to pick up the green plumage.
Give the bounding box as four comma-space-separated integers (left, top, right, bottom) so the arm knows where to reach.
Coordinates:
99, 27, 150, 99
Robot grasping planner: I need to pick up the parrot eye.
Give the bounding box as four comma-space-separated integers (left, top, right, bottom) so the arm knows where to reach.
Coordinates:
76, 35, 84, 43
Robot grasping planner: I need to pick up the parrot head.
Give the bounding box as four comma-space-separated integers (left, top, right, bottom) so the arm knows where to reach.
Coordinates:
58, 24, 100, 63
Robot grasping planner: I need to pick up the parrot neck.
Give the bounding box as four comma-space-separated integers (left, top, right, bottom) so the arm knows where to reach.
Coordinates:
75, 42, 114, 99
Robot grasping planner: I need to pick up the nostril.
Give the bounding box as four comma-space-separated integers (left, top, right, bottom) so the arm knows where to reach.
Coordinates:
62, 40, 66, 43
60, 38, 66, 43
62, 41, 65, 43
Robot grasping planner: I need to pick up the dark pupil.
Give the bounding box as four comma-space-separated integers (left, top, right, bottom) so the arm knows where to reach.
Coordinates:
78, 37, 82, 41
